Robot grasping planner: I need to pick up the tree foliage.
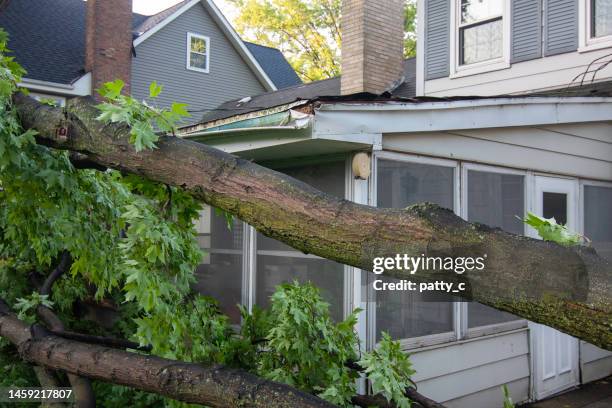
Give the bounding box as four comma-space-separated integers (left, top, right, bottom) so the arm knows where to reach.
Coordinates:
228, 0, 417, 81
0, 29, 416, 407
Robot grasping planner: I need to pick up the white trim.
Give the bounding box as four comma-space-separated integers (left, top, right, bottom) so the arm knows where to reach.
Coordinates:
370, 151, 460, 349
579, 0, 612, 53
133, 0, 277, 91
416, 0, 426, 96
19, 73, 92, 96
133, 0, 200, 46
186, 32, 210, 73
313, 97, 612, 136
578, 178, 612, 237
449, 0, 511, 78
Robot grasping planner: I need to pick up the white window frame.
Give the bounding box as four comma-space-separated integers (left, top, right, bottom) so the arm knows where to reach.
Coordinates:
460, 162, 529, 339
579, 0, 612, 52
186, 32, 210, 73
449, 0, 511, 78
370, 151, 461, 350
578, 178, 612, 237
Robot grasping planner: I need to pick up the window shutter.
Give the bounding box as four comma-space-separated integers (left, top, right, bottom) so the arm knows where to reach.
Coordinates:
544, 0, 578, 56
511, 0, 542, 63
425, 0, 450, 80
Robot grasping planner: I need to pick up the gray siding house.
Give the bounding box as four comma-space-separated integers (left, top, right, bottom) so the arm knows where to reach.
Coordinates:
0, 0, 301, 116
180, 1, 612, 407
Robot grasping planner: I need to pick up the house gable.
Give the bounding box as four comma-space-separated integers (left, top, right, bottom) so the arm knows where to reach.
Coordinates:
130, 1, 270, 119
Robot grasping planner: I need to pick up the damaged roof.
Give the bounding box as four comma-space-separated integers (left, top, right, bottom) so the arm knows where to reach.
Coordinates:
196, 58, 417, 125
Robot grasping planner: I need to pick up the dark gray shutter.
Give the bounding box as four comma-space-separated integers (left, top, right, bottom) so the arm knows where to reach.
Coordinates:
544, 0, 578, 56
425, 0, 450, 80
511, 0, 542, 63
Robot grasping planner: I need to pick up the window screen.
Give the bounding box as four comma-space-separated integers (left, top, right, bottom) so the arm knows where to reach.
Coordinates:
466, 170, 522, 328
194, 207, 243, 323
375, 159, 455, 340
592, 0, 612, 38
255, 161, 346, 321
584, 185, 612, 262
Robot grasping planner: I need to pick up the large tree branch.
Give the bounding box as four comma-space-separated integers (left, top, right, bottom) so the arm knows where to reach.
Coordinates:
12, 94, 612, 350
0, 300, 337, 408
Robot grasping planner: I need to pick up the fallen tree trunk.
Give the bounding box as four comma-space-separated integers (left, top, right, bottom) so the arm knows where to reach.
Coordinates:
13, 94, 612, 350
0, 301, 334, 408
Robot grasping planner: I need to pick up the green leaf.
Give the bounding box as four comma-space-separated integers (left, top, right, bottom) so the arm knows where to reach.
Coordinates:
98, 79, 125, 99
170, 102, 190, 118
522, 211, 581, 246
149, 81, 163, 98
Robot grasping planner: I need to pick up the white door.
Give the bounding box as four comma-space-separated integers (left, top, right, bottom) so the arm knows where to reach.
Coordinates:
529, 176, 580, 400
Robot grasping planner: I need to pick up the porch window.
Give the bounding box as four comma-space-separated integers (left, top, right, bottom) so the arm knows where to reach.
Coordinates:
375, 159, 455, 341
584, 185, 612, 262
194, 206, 244, 323
187, 32, 210, 72
465, 169, 523, 330
591, 0, 612, 39
458, 0, 503, 65
255, 161, 346, 321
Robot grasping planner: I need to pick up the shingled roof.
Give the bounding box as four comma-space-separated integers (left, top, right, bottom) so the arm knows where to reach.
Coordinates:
197, 57, 416, 124
0, 0, 301, 89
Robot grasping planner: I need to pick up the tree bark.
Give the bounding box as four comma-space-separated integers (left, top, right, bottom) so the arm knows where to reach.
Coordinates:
0, 301, 335, 408
12, 94, 612, 350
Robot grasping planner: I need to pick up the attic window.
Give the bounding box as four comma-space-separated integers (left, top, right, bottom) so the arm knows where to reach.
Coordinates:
187, 32, 210, 73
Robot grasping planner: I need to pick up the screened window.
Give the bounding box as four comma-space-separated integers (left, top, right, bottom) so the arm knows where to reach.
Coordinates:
458, 0, 503, 65
194, 206, 243, 323
255, 161, 346, 321
592, 0, 612, 38
466, 169, 522, 329
584, 185, 612, 262
187, 33, 209, 72
375, 159, 455, 341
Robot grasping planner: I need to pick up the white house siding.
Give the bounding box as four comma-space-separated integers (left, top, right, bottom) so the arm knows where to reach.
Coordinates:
422, 47, 612, 97
580, 341, 612, 383
382, 122, 612, 181
131, 3, 267, 122
409, 329, 530, 407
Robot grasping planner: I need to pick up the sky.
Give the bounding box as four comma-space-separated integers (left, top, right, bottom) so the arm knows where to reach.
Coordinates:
132, 0, 237, 20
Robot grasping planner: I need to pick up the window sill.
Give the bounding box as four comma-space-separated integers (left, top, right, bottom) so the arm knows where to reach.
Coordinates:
450, 59, 510, 79
186, 66, 210, 74
578, 38, 612, 54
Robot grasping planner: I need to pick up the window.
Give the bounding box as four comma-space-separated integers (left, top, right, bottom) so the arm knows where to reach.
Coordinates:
255, 161, 347, 322
187, 33, 210, 73
584, 184, 612, 262
375, 158, 457, 343
465, 168, 523, 332
591, 0, 612, 39
194, 206, 244, 323
458, 0, 503, 65
581, 0, 612, 50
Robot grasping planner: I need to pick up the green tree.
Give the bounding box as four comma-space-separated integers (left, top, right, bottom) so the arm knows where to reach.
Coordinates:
228, 0, 417, 81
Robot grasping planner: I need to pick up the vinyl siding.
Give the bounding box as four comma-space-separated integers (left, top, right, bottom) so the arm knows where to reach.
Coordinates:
425, 0, 450, 80
382, 122, 612, 181
580, 341, 612, 383
410, 330, 530, 407
131, 3, 266, 124
543, 0, 578, 56
511, 0, 542, 63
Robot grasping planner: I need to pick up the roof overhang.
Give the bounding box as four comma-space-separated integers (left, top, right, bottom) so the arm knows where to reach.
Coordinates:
133, 0, 277, 92
18, 73, 92, 96
312, 96, 612, 136
180, 95, 612, 162
180, 105, 380, 161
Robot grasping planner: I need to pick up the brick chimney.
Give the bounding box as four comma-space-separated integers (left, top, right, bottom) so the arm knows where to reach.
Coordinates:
340, 0, 404, 95
85, 0, 133, 98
